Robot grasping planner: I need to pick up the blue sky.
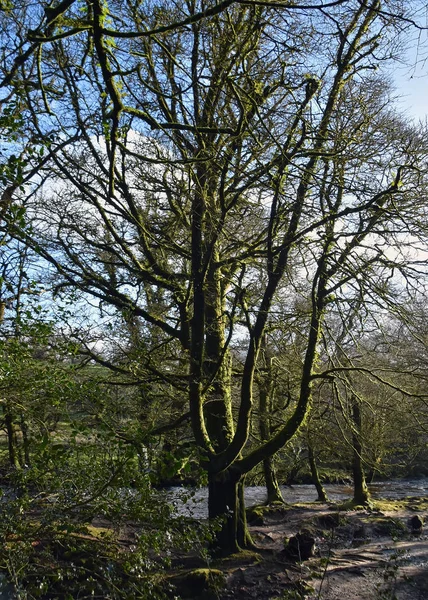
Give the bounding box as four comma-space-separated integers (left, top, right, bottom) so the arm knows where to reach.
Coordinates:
393, 31, 428, 121
394, 67, 428, 120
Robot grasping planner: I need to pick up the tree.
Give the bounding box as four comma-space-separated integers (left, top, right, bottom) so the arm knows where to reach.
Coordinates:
257, 334, 285, 503
1, 0, 428, 554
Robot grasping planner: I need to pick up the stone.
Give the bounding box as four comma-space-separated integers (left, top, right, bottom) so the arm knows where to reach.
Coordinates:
246, 506, 265, 525
409, 515, 424, 533
283, 531, 316, 561
171, 569, 226, 599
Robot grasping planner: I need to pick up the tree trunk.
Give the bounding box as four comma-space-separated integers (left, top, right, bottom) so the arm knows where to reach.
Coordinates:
351, 397, 370, 505
20, 414, 30, 467
237, 477, 254, 549
208, 469, 252, 555
203, 260, 234, 451
308, 443, 328, 502
259, 337, 284, 505
5, 409, 21, 469
263, 457, 284, 504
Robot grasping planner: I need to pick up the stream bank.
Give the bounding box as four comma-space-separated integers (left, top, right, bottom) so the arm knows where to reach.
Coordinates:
166, 496, 428, 600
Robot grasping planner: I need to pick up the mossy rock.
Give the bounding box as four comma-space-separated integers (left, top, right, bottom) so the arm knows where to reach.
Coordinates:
170, 568, 226, 598
246, 505, 266, 525
246, 503, 288, 525
373, 499, 405, 512
404, 497, 428, 512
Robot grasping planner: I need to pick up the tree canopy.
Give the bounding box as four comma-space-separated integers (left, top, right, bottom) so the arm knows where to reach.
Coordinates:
1, 0, 428, 554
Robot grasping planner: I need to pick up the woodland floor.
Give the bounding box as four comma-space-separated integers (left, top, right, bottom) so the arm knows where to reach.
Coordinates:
164, 497, 428, 600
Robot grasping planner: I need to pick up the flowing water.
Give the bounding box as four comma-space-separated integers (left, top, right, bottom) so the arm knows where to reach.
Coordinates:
169, 478, 428, 519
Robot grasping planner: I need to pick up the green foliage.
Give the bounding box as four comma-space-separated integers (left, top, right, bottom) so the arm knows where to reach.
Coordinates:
0, 321, 78, 465
0, 100, 30, 195
0, 0, 13, 12
0, 315, 214, 598
0, 427, 213, 599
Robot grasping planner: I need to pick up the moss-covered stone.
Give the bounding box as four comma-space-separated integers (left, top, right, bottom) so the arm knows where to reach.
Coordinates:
246, 502, 290, 525
373, 499, 406, 512
246, 505, 266, 525
219, 549, 262, 564
170, 568, 226, 598
374, 497, 428, 513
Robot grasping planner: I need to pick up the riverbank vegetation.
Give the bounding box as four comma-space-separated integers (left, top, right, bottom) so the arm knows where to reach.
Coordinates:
1, 0, 428, 596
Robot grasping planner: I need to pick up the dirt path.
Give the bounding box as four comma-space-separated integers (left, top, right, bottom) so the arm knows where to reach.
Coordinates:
169, 498, 428, 600
247, 501, 428, 600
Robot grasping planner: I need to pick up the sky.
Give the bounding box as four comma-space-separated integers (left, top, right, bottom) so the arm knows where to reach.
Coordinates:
392, 29, 428, 121
394, 67, 428, 120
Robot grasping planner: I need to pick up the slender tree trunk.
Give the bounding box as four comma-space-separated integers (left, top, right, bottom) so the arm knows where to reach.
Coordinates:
263, 457, 284, 504
367, 455, 382, 483
259, 337, 284, 504
20, 414, 30, 467
203, 260, 234, 451
308, 443, 328, 502
203, 256, 253, 554
351, 397, 370, 505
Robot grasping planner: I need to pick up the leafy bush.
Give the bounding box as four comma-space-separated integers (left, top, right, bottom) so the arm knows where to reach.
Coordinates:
0, 429, 212, 599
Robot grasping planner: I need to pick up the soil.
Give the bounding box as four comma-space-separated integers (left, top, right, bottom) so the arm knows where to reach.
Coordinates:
166, 497, 428, 600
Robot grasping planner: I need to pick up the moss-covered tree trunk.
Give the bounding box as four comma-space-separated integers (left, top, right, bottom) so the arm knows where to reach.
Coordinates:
20, 415, 30, 467
259, 337, 284, 504
202, 244, 253, 553
351, 397, 370, 505
308, 443, 328, 502
208, 469, 252, 555
263, 457, 284, 504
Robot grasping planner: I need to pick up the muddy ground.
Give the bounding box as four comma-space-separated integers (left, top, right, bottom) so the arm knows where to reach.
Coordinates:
167, 497, 428, 600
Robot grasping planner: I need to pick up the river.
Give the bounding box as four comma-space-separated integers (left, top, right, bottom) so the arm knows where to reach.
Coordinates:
169, 478, 428, 519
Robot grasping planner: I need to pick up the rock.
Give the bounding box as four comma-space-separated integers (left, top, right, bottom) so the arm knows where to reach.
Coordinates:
246, 506, 265, 525
170, 569, 226, 599
409, 515, 424, 534
353, 525, 367, 539
283, 531, 316, 561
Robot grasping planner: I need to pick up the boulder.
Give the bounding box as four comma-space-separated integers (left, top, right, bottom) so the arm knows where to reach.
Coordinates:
283, 531, 316, 561
170, 569, 226, 599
